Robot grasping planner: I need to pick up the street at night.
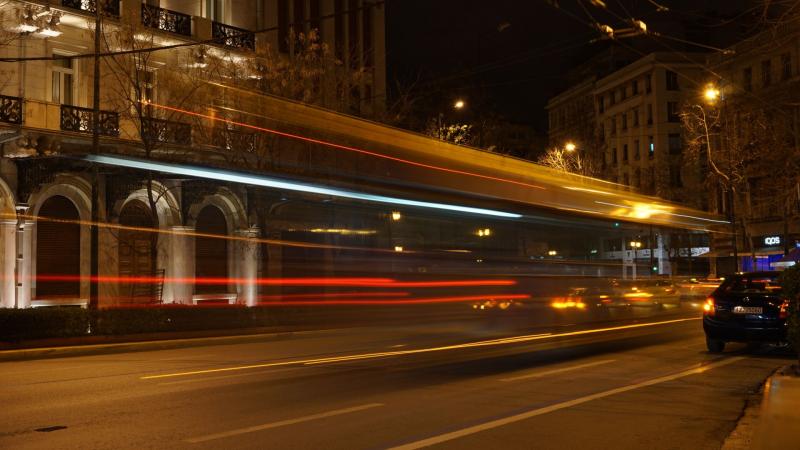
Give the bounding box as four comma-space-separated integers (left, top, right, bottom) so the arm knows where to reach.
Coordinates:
3, 0, 800, 448
1, 313, 793, 449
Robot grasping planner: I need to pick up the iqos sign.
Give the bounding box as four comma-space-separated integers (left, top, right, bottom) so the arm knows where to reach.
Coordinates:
763, 236, 781, 246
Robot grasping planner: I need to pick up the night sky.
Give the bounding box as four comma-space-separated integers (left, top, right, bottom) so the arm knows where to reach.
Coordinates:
385, 0, 754, 133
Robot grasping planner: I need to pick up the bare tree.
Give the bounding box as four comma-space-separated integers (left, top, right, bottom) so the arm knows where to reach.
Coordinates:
537, 146, 598, 176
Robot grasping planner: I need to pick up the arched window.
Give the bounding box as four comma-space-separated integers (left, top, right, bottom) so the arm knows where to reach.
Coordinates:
119, 200, 159, 303
36, 195, 80, 298
195, 205, 228, 294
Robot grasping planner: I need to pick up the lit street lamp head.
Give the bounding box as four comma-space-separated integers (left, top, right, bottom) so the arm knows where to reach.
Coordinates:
453, 99, 465, 110
703, 85, 720, 103
564, 142, 577, 152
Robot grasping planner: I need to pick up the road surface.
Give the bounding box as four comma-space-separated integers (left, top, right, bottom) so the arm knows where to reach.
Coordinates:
0, 311, 792, 449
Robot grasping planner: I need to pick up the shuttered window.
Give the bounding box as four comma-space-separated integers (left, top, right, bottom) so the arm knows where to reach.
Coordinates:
36, 196, 80, 298
195, 206, 228, 294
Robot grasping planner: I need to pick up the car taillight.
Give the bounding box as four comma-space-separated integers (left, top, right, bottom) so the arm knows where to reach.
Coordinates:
779, 300, 791, 319
703, 297, 715, 316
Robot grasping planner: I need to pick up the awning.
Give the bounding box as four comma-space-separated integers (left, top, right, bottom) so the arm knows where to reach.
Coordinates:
697, 248, 785, 258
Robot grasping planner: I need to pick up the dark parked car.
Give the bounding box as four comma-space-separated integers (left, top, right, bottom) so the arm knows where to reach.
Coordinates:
703, 271, 791, 352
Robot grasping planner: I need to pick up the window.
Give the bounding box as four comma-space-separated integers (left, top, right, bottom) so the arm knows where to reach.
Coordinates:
362, 1, 373, 67
623, 144, 628, 162
633, 107, 639, 126
620, 86, 627, 100
668, 133, 682, 155
646, 104, 653, 125
278, 0, 289, 53
334, 0, 344, 59
610, 117, 616, 135
598, 124, 605, 140
666, 70, 679, 90
782, 53, 792, 81
743, 67, 752, 91
634, 139, 640, 160
598, 96, 605, 113
52, 53, 74, 105
612, 148, 618, 164
762, 60, 772, 87
348, 0, 359, 70
648, 136, 654, 158
621, 112, 627, 130
631, 80, 638, 95
610, 90, 616, 106
667, 101, 680, 123
645, 75, 652, 93
310, 0, 321, 31
623, 173, 629, 186
669, 165, 682, 187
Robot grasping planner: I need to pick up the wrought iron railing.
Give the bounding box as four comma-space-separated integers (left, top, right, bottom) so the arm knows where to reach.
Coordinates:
141, 4, 191, 36
0, 95, 23, 125
212, 21, 255, 51
211, 126, 256, 153
142, 117, 192, 145
61, 0, 120, 17
60, 105, 119, 136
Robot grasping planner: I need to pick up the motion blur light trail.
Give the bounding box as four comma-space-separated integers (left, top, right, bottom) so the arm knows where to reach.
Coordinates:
33, 274, 517, 287
146, 101, 547, 192
255, 294, 530, 306
140, 317, 701, 380
84, 155, 523, 218
2, 213, 402, 254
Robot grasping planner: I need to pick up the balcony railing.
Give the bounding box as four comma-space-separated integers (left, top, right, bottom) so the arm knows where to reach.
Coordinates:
211, 127, 256, 153
60, 105, 119, 136
212, 22, 255, 51
142, 4, 191, 36
61, 0, 120, 17
142, 117, 192, 145
0, 95, 23, 125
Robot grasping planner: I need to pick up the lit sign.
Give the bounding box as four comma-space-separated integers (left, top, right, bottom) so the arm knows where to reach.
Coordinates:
763, 236, 781, 246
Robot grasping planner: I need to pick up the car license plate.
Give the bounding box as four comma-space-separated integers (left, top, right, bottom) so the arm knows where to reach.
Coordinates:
733, 306, 762, 314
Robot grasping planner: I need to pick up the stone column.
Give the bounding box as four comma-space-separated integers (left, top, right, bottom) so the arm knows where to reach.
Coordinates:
235, 228, 260, 306
17, 221, 33, 308
658, 233, 672, 275
169, 226, 195, 304
0, 220, 16, 308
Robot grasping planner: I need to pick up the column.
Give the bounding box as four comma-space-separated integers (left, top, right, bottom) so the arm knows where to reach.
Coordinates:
658, 233, 672, 275
235, 228, 260, 306
169, 226, 195, 304
0, 220, 15, 308
17, 221, 33, 308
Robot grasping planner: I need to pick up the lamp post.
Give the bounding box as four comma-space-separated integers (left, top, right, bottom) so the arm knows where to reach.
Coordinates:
700, 83, 738, 272
630, 240, 642, 279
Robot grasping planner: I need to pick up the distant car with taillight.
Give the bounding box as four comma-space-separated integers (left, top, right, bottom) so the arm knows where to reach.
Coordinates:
611, 279, 681, 308
702, 271, 790, 352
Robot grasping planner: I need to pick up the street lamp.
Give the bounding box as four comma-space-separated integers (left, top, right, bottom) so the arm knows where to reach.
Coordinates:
391, 211, 401, 221
547, 250, 557, 256
703, 84, 720, 104
630, 240, 642, 279
453, 99, 465, 110
564, 142, 577, 152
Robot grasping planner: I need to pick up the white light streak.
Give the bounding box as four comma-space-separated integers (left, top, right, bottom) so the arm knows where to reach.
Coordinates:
85, 155, 522, 218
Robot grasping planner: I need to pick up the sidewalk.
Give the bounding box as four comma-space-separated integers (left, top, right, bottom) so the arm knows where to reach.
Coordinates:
724, 364, 800, 450
752, 365, 800, 450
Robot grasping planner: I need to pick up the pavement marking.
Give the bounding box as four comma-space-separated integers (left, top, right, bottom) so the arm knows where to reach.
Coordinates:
184, 403, 384, 443
499, 359, 617, 382
141, 317, 699, 380
388, 356, 746, 450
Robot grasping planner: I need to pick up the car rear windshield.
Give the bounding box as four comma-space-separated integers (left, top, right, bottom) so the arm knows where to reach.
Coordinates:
723, 275, 782, 294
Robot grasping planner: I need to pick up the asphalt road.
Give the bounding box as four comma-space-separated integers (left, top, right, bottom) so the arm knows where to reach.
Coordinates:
0, 310, 793, 450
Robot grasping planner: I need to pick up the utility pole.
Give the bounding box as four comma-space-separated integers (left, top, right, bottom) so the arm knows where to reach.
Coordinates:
88, 3, 103, 309
729, 187, 739, 272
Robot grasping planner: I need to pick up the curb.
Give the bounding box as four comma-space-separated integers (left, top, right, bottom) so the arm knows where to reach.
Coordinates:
0, 327, 338, 362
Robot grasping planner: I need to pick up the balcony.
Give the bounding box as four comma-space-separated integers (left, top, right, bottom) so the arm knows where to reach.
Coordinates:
0, 95, 23, 125
212, 21, 255, 51
142, 4, 191, 36
142, 117, 192, 145
60, 105, 119, 137
61, 0, 120, 17
211, 127, 256, 153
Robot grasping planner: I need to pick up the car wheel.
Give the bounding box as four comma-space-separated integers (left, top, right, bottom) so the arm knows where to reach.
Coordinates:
706, 338, 725, 353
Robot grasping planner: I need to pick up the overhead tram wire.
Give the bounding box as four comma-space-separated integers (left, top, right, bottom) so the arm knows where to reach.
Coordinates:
0, 1, 385, 63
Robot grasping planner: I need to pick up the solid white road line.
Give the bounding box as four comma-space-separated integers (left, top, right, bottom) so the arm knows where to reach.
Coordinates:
185, 403, 384, 443
389, 356, 746, 450
499, 359, 617, 382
